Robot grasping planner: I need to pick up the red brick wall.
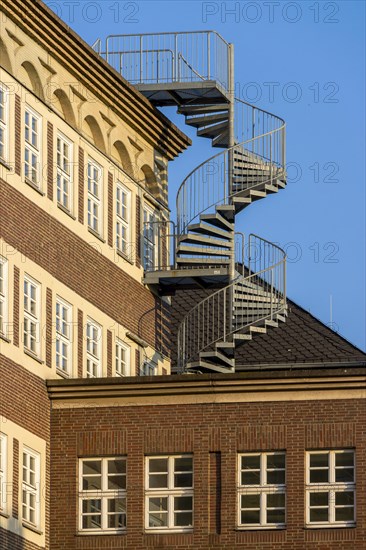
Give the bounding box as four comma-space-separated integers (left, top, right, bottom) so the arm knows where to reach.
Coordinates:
0, 528, 44, 550
0, 178, 164, 350
77, 147, 84, 224
49, 398, 366, 549
14, 95, 21, 176
46, 122, 53, 201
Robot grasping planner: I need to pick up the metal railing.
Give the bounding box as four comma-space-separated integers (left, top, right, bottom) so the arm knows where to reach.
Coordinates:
93, 31, 230, 90
177, 235, 286, 371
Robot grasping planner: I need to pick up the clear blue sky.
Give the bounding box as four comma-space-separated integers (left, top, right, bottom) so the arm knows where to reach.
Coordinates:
46, 0, 366, 351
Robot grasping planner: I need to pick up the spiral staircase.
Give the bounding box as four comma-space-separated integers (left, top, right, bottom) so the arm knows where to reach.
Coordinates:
93, 31, 287, 374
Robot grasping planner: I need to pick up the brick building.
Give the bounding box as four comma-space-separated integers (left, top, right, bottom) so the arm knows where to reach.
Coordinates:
0, 1, 365, 549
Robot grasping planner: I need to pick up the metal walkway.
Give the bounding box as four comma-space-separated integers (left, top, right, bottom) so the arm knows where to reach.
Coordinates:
93, 31, 288, 374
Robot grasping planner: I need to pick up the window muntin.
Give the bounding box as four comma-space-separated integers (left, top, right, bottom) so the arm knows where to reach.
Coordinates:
0, 433, 7, 513
238, 452, 286, 528
116, 184, 131, 256
24, 107, 42, 186
57, 134, 73, 212
23, 276, 40, 356
86, 319, 102, 378
115, 339, 130, 377
56, 297, 72, 375
22, 448, 40, 527
145, 455, 193, 531
0, 83, 9, 162
79, 457, 127, 533
143, 206, 157, 271
306, 450, 355, 526
87, 159, 103, 235
0, 256, 8, 337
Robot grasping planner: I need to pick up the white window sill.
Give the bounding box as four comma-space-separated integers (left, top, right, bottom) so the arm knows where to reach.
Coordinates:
24, 348, 44, 364
145, 529, 193, 534
24, 177, 45, 196
116, 249, 134, 265
22, 521, 43, 535
57, 203, 76, 220
0, 333, 11, 343
88, 227, 106, 243
56, 368, 71, 379
0, 158, 12, 171
236, 525, 286, 531
77, 529, 126, 536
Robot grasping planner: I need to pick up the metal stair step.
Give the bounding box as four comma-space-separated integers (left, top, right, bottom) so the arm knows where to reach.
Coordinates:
176, 257, 231, 266
197, 121, 229, 139
177, 244, 233, 257
200, 350, 235, 367
216, 205, 235, 222
186, 361, 235, 374
233, 333, 252, 341
249, 190, 267, 198
200, 211, 234, 231
185, 112, 229, 127
188, 222, 232, 240
178, 233, 232, 249
234, 294, 273, 303
212, 131, 229, 148
178, 104, 229, 115
215, 341, 235, 357
249, 326, 267, 333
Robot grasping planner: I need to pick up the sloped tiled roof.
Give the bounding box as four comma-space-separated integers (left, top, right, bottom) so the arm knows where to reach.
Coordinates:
170, 288, 366, 371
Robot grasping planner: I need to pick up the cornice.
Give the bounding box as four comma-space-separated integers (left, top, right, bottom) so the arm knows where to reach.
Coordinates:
0, 0, 191, 160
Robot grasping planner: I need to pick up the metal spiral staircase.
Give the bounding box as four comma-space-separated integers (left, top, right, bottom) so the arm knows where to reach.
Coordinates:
93, 31, 287, 374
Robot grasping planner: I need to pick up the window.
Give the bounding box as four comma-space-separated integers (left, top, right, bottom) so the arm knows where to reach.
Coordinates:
306, 450, 355, 527
0, 256, 8, 337
116, 184, 131, 256
145, 455, 193, 532
238, 452, 286, 529
24, 276, 40, 356
0, 83, 9, 162
22, 448, 40, 527
143, 206, 157, 271
24, 106, 42, 186
86, 319, 102, 378
0, 433, 7, 513
115, 339, 130, 377
141, 360, 157, 377
87, 159, 103, 235
56, 297, 72, 375
57, 133, 73, 212
79, 457, 126, 533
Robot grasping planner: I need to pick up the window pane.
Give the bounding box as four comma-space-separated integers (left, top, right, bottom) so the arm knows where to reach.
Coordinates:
149, 458, 168, 473
310, 453, 328, 468
82, 515, 101, 529
267, 470, 285, 485
149, 474, 168, 488
309, 469, 328, 483
175, 457, 192, 471
335, 506, 354, 522
174, 512, 193, 527
267, 454, 285, 469
108, 475, 126, 490
242, 455, 260, 470
310, 508, 329, 522
241, 494, 260, 508
267, 493, 285, 508
108, 513, 126, 529
310, 492, 328, 506
241, 471, 260, 485
267, 508, 285, 524
149, 497, 168, 527
335, 468, 354, 483
174, 496, 192, 511
241, 510, 260, 524
108, 459, 126, 474
83, 461, 101, 475
335, 491, 354, 506
83, 476, 101, 491
335, 452, 354, 467
174, 472, 193, 488
82, 499, 101, 513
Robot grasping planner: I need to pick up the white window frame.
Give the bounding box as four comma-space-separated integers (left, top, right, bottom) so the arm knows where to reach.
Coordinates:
115, 339, 130, 377
23, 275, 41, 357
24, 105, 42, 187
237, 452, 286, 529
79, 457, 127, 533
0, 433, 7, 514
86, 319, 102, 378
116, 183, 131, 256
141, 359, 157, 377
145, 455, 193, 533
143, 205, 158, 271
56, 133, 73, 213
22, 447, 40, 528
0, 82, 9, 163
0, 256, 8, 338
55, 297, 73, 376
306, 450, 355, 528
87, 158, 103, 236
